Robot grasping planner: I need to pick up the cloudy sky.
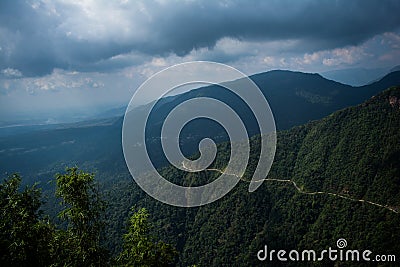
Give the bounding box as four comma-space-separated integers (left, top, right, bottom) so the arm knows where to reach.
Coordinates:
1, 0, 400, 122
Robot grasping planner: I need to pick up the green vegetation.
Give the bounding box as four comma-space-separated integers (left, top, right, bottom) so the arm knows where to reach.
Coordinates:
0, 174, 53, 266
116, 207, 177, 266
0, 168, 176, 267
1, 83, 400, 266
53, 167, 108, 266
103, 86, 400, 266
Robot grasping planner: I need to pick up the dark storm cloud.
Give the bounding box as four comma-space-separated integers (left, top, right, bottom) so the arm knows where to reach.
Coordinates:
147, 0, 400, 54
0, 1, 60, 76
0, 0, 399, 76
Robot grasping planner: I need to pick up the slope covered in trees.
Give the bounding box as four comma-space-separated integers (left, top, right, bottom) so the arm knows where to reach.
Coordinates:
103, 86, 400, 266
1, 81, 400, 266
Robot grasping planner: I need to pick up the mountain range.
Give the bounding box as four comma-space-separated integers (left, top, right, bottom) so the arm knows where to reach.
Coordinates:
2, 70, 400, 178
1, 70, 400, 265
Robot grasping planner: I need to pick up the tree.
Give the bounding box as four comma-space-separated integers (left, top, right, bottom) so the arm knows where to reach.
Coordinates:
0, 174, 54, 266
1, 168, 177, 266
116, 207, 177, 267
54, 167, 108, 266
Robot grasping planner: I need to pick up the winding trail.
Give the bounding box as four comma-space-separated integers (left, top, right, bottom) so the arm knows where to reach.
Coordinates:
182, 162, 399, 214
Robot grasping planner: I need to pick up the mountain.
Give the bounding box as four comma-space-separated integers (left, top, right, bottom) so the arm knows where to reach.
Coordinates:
106, 86, 400, 265
146, 70, 400, 131
136, 70, 400, 168
320, 67, 390, 86
1, 70, 400, 181
143, 70, 400, 135
390, 65, 400, 73
1, 70, 400, 265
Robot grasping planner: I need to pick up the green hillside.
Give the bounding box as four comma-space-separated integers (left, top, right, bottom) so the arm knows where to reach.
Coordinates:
104, 86, 400, 266
1, 79, 400, 266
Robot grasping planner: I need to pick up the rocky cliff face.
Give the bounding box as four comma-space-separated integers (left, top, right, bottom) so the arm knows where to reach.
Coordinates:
389, 95, 400, 108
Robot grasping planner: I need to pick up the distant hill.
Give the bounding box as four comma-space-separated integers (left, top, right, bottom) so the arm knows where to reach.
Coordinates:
140, 70, 400, 167
320, 67, 390, 86
145, 69, 400, 130
366, 65, 400, 85
1, 70, 400, 180
390, 64, 400, 73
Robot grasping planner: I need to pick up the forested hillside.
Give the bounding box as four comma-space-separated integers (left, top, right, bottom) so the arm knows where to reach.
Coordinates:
1, 79, 400, 266
103, 86, 400, 266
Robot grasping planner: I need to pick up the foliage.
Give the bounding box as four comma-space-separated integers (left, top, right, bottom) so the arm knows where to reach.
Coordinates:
0, 174, 54, 266
115, 207, 177, 266
53, 167, 108, 266
0, 168, 176, 266
103, 87, 400, 266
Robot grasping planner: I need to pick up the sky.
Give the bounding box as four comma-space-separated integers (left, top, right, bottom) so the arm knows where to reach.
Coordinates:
1, 0, 400, 123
